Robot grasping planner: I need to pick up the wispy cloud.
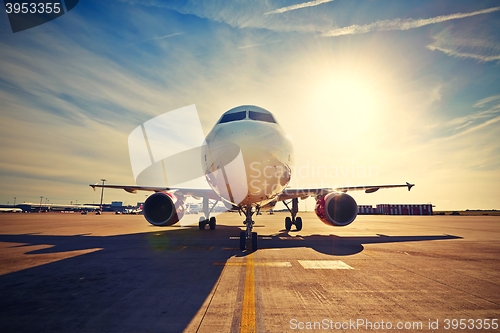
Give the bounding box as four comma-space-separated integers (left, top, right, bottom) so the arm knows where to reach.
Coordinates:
428, 46, 500, 62
473, 95, 500, 108
0, 19, 209, 203
426, 27, 500, 63
321, 6, 500, 37
264, 0, 334, 15
238, 39, 281, 49
445, 95, 500, 135
136, 32, 184, 44
448, 110, 500, 132
454, 115, 500, 138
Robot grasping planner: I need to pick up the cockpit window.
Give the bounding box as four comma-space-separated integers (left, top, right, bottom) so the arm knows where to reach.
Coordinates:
219, 111, 247, 123
249, 111, 276, 123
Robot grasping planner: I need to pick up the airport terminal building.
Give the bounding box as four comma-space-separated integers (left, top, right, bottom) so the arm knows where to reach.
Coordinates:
359, 204, 433, 215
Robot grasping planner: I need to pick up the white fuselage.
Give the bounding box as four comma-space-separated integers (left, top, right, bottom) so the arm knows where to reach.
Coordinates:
202, 106, 293, 208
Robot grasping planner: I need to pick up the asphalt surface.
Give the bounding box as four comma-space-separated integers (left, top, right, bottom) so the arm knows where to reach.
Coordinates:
0, 212, 499, 332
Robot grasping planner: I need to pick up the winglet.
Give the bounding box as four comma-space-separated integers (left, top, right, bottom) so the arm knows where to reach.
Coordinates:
406, 182, 415, 191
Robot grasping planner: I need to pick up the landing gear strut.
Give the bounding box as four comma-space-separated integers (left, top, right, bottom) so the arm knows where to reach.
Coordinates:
239, 206, 258, 251
283, 198, 302, 231
198, 197, 218, 230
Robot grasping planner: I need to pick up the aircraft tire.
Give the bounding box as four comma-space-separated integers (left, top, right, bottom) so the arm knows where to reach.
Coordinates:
239, 231, 246, 251
209, 217, 216, 230
295, 217, 302, 231
199, 220, 207, 230
285, 217, 292, 231
251, 232, 258, 251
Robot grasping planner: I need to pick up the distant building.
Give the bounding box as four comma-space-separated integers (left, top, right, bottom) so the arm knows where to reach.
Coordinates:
376, 204, 433, 215
358, 204, 433, 215
358, 205, 377, 214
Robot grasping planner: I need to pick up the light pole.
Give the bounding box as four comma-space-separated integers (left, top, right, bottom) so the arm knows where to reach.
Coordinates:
13, 197, 16, 206
99, 178, 106, 212
39, 196, 43, 212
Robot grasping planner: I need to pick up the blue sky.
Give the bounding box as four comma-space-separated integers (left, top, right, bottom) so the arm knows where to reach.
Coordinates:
0, 0, 499, 210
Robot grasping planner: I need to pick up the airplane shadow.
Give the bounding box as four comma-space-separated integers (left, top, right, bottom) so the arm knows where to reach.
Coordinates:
261, 231, 463, 256
0, 226, 462, 332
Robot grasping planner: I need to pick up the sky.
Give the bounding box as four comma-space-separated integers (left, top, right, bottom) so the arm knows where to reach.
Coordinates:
0, 0, 499, 210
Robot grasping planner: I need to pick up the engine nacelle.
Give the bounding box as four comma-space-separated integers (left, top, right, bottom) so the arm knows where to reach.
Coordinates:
315, 192, 358, 227
143, 192, 185, 226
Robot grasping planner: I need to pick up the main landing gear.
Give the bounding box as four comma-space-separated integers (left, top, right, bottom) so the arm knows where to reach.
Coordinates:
199, 216, 216, 230
283, 198, 302, 231
239, 206, 258, 251
198, 197, 218, 230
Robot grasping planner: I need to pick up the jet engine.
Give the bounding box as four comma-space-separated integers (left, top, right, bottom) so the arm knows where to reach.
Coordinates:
314, 192, 358, 227
143, 192, 185, 226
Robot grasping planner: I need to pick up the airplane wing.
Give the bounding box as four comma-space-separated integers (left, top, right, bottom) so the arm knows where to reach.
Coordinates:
278, 182, 414, 201
89, 184, 221, 200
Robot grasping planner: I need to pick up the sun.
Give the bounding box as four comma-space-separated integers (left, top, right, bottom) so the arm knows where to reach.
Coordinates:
310, 75, 380, 137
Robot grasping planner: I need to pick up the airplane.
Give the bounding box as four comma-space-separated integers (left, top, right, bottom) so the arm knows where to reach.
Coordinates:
123, 204, 143, 215
91, 105, 414, 251
0, 207, 22, 213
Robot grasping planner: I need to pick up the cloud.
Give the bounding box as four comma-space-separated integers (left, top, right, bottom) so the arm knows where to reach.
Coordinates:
447, 115, 500, 140
122, 0, 330, 34
0, 15, 219, 203
444, 95, 500, 136
321, 6, 500, 37
264, 0, 334, 15
427, 27, 500, 63
133, 32, 185, 45
428, 46, 500, 62
238, 39, 281, 49
473, 95, 500, 108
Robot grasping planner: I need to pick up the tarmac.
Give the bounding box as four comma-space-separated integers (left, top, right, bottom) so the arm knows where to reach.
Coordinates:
0, 212, 499, 332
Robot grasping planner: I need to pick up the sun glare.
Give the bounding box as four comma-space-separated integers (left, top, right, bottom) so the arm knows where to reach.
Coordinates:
310, 75, 380, 137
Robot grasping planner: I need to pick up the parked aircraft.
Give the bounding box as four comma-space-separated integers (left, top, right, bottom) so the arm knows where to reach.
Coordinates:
0, 208, 22, 213
123, 204, 143, 215
91, 105, 413, 250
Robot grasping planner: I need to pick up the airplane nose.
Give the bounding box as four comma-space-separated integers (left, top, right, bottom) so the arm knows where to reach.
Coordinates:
204, 118, 293, 205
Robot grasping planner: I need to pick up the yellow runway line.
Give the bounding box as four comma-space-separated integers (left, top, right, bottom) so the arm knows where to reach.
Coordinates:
240, 253, 256, 333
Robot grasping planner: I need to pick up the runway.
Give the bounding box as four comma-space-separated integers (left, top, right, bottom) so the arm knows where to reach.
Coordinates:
0, 212, 499, 332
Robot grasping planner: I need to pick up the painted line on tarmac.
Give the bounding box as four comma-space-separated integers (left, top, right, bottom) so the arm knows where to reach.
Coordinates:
229, 236, 273, 240
298, 260, 353, 269
214, 260, 353, 269
212, 261, 291, 267
279, 236, 304, 240
240, 253, 256, 333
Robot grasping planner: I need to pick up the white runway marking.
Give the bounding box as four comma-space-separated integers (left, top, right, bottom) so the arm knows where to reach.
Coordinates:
279, 236, 304, 240
298, 260, 354, 270
212, 261, 292, 267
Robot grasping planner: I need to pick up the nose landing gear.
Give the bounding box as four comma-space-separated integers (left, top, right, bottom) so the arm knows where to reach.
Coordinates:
283, 198, 302, 231
239, 206, 258, 251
